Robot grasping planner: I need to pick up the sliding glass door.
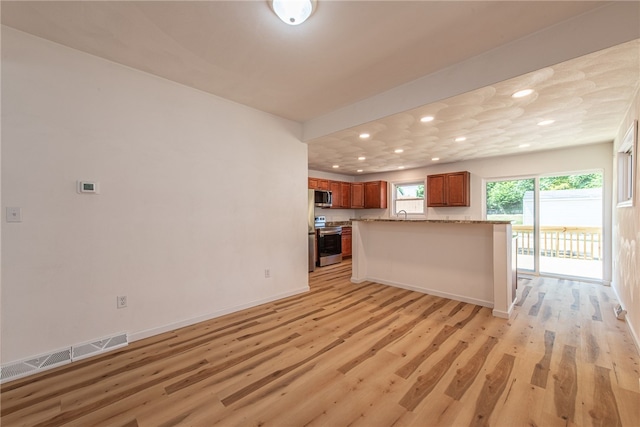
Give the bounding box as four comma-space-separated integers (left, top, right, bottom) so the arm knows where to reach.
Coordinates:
538, 174, 603, 279
486, 172, 603, 280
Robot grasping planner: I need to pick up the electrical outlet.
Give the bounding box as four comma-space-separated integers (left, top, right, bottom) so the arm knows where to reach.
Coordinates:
264, 269, 271, 279
117, 295, 127, 309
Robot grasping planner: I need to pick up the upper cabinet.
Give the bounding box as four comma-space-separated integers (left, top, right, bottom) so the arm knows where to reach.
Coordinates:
329, 181, 345, 208
364, 181, 388, 209
308, 178, 385, 209
308, 178, 329, 190
340, 182, 352, 208
351, 183, 364, 209
427, 171, 470, 207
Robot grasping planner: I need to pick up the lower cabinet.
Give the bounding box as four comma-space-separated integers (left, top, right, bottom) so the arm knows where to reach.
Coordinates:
341, 227, 352, 257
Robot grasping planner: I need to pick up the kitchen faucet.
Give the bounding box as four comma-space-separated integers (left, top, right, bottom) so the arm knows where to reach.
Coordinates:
397, 210, 407, 220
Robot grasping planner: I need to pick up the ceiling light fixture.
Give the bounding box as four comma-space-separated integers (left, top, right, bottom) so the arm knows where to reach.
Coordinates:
394, 149, 404, 153
537, 119, 555, 126
357, 169, 363, 173
269, 0, 316, 26
431, 157, 440, 161
332, 165, 339, 168
420, 116, 434, 123
359, 133, 370, 139
358, 156, 366, 161
455, 137, 466, 142
512, 89, 534, 98
519, 143, 531, 148
398, 166, 405, 170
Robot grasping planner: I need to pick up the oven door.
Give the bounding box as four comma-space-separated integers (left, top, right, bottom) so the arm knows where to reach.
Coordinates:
317, 227, 342, 267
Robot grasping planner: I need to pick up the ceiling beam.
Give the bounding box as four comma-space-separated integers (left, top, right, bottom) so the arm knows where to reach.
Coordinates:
302, 2, 640, 142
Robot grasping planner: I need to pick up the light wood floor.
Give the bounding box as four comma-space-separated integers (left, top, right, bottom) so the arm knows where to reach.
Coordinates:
2, 260, 639, 426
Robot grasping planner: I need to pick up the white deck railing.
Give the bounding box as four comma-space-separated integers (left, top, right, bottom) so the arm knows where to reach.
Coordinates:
512, 225, 602, 260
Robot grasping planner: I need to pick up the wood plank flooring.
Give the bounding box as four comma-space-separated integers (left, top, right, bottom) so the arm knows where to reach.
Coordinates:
2, 261, 639, 426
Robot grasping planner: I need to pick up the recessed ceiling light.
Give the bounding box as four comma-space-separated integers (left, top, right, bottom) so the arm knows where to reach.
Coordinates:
455, 137, 466, 142
358, 156, 366, 161
357, 169, 363, 173
394, 149, 404, 153
398, 166, 405, 170
512, 89, 534, 98
537, 119, 555, 126
420, 116, 434, 123
359, 133, 370, 139
332, 165, 339, 169
431, 157, 440, 161
519, 144, 531, 148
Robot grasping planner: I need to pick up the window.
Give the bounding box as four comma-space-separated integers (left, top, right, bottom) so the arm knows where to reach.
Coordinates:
393, 182, 425, 215
617, 120, 637, 207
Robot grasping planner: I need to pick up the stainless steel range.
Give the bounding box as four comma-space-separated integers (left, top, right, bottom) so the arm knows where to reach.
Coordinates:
315, 216, 342, 267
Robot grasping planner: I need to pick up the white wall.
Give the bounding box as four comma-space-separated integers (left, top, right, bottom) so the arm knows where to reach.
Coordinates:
1, 27, 309, 363
612, 85, 640, 352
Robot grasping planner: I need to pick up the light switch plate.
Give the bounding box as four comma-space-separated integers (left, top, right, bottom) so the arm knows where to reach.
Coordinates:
6, 207, 22, 222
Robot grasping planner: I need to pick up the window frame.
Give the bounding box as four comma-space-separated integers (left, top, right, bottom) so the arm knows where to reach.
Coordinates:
392, 180, 426, 216
617, 120, 637, 208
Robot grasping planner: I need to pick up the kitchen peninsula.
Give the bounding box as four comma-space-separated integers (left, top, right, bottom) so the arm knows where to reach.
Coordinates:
351, 219, 515, 318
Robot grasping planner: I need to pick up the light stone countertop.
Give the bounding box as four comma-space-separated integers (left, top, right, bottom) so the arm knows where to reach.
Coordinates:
350, 218, 512, 225
325, 221, 352, 227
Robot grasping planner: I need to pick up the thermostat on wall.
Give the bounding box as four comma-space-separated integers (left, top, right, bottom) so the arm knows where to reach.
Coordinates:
77, 181, 99, 194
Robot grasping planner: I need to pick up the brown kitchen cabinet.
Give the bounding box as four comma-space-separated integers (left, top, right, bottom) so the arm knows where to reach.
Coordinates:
341, 226, 352, 257
329, 181, 343, 208
308, 178, 329, 190
364, 181, 388, 209
427, 171, 470, 207
308, 178, 385, 209
340, 182, 351, 208
351, 183, 364, 208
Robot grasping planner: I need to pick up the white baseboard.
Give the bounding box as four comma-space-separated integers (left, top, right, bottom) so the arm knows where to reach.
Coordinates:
493, 300, 516, 319
609, 282, 640, 356
129, 286, 310, 343
626, 316, 640, 356
358, 276, 493, 309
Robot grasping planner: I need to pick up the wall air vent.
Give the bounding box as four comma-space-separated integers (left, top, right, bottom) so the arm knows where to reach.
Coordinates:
0, 348, 72, 384
71, 333, 128, 361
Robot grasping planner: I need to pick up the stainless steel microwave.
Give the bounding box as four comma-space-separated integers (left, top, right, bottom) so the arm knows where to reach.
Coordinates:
314, 190, 332, 207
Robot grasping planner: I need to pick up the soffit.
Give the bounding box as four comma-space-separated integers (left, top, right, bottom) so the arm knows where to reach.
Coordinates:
308, 40, 640, 174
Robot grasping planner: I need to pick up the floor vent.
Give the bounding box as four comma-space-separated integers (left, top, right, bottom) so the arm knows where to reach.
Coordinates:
1, 333, 128, 384
72, 333, 128, 361
0, 348, 72, 384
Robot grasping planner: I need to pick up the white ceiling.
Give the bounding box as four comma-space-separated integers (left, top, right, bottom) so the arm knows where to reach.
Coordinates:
2, 1, 639, 175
